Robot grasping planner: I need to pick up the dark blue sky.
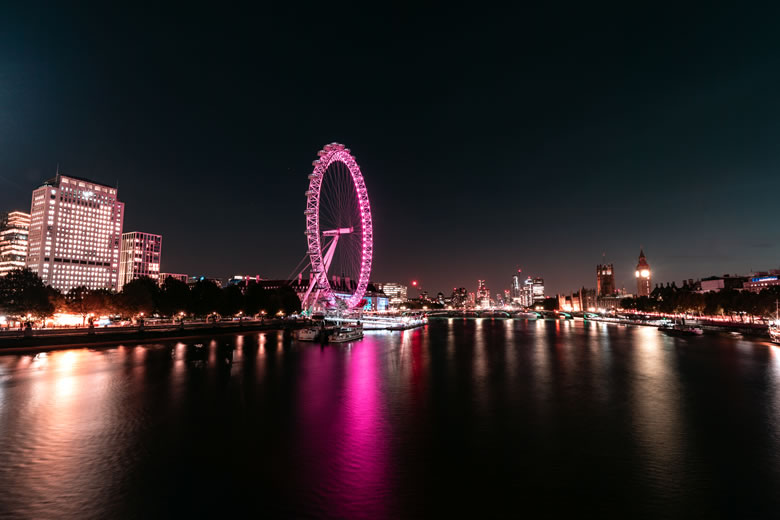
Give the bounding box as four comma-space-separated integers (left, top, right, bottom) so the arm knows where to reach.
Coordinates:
1, 4, 779, 295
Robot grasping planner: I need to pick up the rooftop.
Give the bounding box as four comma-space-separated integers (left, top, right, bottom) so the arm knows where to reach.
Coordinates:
41, 173, 117, 190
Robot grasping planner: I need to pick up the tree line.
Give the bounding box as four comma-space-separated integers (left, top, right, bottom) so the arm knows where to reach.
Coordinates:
619, 283, 780, 319
0, 269, 301, 322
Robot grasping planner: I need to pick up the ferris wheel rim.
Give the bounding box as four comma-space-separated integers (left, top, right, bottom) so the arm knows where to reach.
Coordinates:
305, 143, 373, 309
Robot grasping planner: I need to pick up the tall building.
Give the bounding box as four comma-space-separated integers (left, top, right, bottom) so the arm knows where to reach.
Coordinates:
376, 282, 407, 307
451, 287, 468, 307
596, 263, 615, 297
26, 173, 124, 292
511, 271, 522, 302
635, 249, 651, 297
518, 276, 545, 307
0, 211, 31, 276
477, 279, 490, 308
118, 232, 162, 289
532, 277, 545, 303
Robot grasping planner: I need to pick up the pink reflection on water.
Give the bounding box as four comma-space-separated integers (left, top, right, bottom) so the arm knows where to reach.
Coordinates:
294, 338, 392, 519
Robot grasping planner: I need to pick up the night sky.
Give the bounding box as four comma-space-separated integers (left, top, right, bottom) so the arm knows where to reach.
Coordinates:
2, 4, 780, 296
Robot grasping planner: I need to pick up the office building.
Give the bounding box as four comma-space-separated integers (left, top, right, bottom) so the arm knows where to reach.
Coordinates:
521, 276, 544, 306
597, 263, 615, 297
376, 282, 407, 307
451, 287, 468, 307
635, 249, 652, 297
511, 271, 522, 302
743, 271, 780, 293
477, 279, 490, 308
159, 273, 189, 286
0, 211, 31, 276
699, 274, 746, 293
118, 232, 162, 289
26, 173, 124, 292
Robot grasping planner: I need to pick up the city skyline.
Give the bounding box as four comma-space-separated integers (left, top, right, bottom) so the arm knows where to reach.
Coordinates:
2, 5, 780, 295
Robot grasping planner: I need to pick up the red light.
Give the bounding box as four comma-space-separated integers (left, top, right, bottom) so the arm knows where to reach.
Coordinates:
412, 280, 418, 286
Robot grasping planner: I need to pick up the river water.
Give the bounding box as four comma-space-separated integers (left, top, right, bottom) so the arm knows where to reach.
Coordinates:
1, 318, 779, 519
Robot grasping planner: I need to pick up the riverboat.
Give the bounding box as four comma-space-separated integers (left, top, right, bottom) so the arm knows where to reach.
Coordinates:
769, 325, 780, 344
328, 325, 364, 343
295, 324, 336, 342
658, 323, 703, 336
769, 302, 780, 344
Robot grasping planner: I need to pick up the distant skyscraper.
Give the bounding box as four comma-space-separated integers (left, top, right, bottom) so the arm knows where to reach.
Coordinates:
26, 173, 124, 292
511, 271, 522, 302
0, 211, 31, 277
477, 279, 490, 308
119, 232, 162, 289
532, 277, 545, 303
451, 287, 468, 307
596, 263, 615, 297
520, 276, 544, 307
635, 249, 651, 297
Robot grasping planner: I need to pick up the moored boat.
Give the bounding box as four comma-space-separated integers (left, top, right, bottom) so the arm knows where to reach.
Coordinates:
658, 322, 703, 336
328, 325, 364, 343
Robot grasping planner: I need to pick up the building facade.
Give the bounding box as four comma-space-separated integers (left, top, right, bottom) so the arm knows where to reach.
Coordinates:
26, 174, 124, 292
596, 263, 615, 297
118, 232, 162, 289
511, 272, 522, 303
477, 279, 490, 308
635, 249, 651, 297
0, 211, 31, 276
743, 271, 780, 293
159, 273, 189, 286
699, 275, 746, 293
375, 282, 407, 307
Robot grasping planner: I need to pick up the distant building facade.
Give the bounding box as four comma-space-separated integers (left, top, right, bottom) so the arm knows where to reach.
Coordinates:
597, 263, 615, 297
699, 275, 746, 293
158, 273, 189, 286
0, 211, 31, 276
376, 282, 407, 307
26, 173, 124, 292
511, 272, 522, 303
477, 279, 490, 308
188, 275, 223, 288
119, 232, 162, 289
635, 249, 651, 297
743, 271, 780, 293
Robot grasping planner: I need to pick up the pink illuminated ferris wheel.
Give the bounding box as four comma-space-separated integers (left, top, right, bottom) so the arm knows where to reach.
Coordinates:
301, 143, 373, 311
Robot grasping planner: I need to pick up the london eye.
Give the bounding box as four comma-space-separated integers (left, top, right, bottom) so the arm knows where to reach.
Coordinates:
301, 143, 373, 312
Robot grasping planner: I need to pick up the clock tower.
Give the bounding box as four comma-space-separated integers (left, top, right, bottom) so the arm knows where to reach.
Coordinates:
635, 249, 651, 297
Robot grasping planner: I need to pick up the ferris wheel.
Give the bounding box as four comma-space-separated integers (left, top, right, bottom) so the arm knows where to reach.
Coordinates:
301, 143, 373, 311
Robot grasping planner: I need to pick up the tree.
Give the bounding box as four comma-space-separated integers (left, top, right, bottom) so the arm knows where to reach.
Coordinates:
243, 283, 266, 316
67, 286, 92, 325
220, 285, 244, 317
118, 277, 160, 316
159, 276, 190, 317
0, 268, 57, 319
189, 279, 222, 317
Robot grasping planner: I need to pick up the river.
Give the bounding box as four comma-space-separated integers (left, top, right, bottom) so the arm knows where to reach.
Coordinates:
1, 318, 779, 518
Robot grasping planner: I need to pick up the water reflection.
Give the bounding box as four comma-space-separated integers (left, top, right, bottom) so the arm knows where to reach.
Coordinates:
0, 322, 780, 518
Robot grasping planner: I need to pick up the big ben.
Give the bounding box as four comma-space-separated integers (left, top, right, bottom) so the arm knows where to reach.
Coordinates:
635, 249, 651, 297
